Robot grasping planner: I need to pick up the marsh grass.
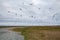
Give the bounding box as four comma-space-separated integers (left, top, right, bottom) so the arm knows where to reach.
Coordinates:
12, 26, 60, 40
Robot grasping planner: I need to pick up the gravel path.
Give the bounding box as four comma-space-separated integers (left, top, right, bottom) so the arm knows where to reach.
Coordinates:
0, 28, 24, 40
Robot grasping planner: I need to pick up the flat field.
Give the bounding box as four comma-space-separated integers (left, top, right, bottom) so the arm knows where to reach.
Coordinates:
12, 26, 60, 40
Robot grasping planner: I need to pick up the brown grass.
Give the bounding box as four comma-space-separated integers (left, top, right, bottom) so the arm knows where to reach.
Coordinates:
12, 26, 60, 40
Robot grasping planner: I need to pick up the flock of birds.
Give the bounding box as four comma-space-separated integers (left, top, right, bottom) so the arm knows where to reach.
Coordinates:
7, 2, 58, 21
8, 3, 52, 18
7, 3, 40, 19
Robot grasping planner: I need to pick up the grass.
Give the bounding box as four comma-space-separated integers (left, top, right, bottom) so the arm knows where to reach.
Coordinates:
12, 26, 60, 40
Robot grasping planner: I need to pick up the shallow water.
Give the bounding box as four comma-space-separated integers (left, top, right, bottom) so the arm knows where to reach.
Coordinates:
0, 29, 24, 40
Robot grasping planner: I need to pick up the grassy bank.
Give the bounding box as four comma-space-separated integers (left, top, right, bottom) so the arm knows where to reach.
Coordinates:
12, 26, 60, 40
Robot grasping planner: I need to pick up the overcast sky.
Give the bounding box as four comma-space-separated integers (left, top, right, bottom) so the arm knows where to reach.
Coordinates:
0, 0, 60, 26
